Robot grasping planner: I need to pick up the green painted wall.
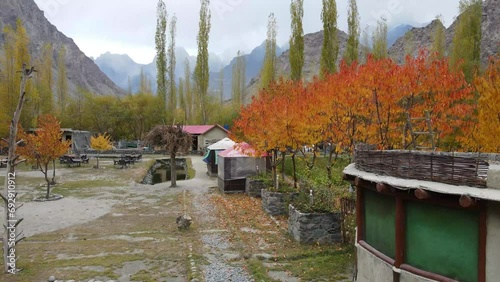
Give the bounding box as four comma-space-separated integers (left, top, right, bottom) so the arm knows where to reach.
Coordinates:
406, 201, 479, 282
364, 189, 396, 259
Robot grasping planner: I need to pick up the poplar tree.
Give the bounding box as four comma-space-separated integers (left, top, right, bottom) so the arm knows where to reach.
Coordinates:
451, 0, 482, 81
372, 18, 388, 60
40, 43, 54, 114
155, 0, 168, 118
57, 45, 68, 118
167, 15, 177, 122
431, 16, 446, 59
320, 0, 339, 78
261, 13, 278, 89
232, 51, 246, 108
289, 0, 304, 81
194, 0, 211, 124
184, 58, 192, 123
344, 0, 360, 65
178, 77, 186, 121
404, 30, 415, 58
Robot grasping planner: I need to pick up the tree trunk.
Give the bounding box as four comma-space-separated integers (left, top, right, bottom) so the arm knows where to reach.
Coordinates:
96, 154, 100, 169
2, 64, 31, 274
170, 152, 177, 187
292, 153, 297, 189
43, 163, 51, 200
281, 151, 286, 180
51, 159, 56, 185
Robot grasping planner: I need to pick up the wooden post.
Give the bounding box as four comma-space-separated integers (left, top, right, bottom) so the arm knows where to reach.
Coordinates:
414, 188, 432, 200
356, 183, 364, 242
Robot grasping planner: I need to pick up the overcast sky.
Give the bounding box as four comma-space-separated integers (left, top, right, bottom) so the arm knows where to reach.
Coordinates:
33, 0, 461, 64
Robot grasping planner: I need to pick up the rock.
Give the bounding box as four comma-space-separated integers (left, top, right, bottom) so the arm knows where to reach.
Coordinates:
176, 214, 192, 230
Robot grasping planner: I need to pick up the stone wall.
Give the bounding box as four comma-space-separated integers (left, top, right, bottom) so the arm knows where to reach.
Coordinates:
261, 190, 297, 216
245, 179, 267, 197
288, 205, 341, 244
141, 158, 187, 185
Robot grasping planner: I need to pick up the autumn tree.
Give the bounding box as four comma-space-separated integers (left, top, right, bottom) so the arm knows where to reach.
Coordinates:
156, 0, 168, 117
91, 133, 113, 169
144, 125, 191, 187
194, 0, 212, 124
344, 0, 360, 65
261, 13, 278, 89
320, 0, 339, 77
167, 14, 177, 122
451, 0, 482, 81
18, 115, 70, 200
289, 0, 304, 81
372, 18, 388, 59
475, 57, 499, 152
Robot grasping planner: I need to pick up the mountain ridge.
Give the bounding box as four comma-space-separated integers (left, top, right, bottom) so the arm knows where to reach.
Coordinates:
0, 0, 124, 96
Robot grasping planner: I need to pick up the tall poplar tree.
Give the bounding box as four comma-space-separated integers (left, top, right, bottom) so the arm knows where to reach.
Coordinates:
232, 51, 246, 108
451, 0, 482, 81
431, 16, 446, 59
178, 77, 186, 121
344, 0, 360, 65
372, 18, 388, 60
194, 0, 211, 124
184, 58, 192, 123
56, 45, 68, 117
167, 15, 177, 122
289, 0, 304, 81
320, 0, 339, 78
261, 13, 278, 89
155, 0, 168, 118
40, 43, 54, 114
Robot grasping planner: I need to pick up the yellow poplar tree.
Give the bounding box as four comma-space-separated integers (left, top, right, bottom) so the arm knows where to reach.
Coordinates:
475, 58, 500, 152
91, 133, 113, 169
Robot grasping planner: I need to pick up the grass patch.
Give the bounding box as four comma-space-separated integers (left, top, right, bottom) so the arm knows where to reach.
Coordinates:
186, 158, 196, 180
248, 259, 278, 282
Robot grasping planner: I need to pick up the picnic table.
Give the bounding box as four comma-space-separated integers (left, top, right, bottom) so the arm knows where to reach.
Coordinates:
0, 158, 8, 168
113, 154, 141, 169
60, 154, 88, 167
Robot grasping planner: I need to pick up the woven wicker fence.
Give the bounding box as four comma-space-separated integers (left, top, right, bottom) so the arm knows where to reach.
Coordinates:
355, 150, 489, 188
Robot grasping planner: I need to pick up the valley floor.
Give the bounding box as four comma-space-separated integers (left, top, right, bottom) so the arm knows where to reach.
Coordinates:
0, 156, 354, 282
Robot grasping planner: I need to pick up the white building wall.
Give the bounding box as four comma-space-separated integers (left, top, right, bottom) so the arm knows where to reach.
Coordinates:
400, 270, 437, 282
356, 245, 393, 282
487, 202, 500, 282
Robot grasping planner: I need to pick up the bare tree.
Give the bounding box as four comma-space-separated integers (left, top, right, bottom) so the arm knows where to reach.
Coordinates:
1, 64, 35, 273
144, 125, 191, 187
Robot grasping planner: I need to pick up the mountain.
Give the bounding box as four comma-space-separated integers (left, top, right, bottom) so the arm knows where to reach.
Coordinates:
388, 20, 445, 64
94, 48, 228, 93
389, 0, 499, 66
245, 29, 355, 103
387, 24, 414, 47
0, 0, 124, 96
208, 41, 284, 100
481, 0, 499, 65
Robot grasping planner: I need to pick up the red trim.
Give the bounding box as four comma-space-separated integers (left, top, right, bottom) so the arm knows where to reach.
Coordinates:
400, 264, 458, 282
356, 185, 364, 241
358, 240, 395, 265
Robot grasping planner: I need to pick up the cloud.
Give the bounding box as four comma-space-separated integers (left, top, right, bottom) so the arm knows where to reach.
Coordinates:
34, 0, 460, 64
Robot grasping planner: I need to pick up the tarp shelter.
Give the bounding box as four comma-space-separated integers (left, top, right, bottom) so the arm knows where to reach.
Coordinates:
217, 143, 269, 193
203, 138, 235, 176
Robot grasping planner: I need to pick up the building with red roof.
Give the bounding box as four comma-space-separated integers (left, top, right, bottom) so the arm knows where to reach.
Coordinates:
182, 125, 229, 151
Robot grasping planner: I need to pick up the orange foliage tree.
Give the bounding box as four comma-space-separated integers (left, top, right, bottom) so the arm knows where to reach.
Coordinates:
18, 115, 70, 200
474, 57, 500, 152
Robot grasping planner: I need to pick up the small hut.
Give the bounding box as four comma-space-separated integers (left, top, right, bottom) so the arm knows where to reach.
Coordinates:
203, 138, 235, 176
217, 143, 268, 193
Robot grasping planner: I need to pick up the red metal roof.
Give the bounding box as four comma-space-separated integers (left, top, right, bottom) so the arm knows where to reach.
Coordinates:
182, 125, 228, 135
